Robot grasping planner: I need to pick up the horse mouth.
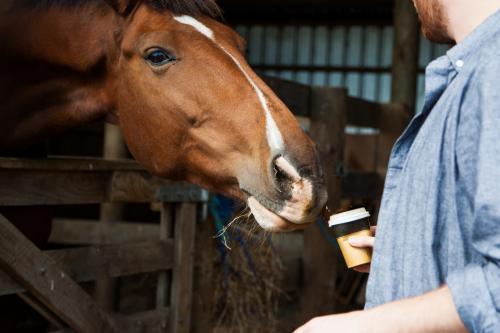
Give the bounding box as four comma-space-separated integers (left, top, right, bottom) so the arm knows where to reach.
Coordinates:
247, 196, 313, 232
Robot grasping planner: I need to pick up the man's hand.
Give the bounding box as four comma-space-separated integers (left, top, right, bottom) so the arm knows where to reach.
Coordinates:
293, 287, 467, 333
349, 226, 376, 273
293, 311, 367, 333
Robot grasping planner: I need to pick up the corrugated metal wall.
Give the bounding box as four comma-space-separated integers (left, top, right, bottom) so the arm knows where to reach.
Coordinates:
235, 24, 449, 113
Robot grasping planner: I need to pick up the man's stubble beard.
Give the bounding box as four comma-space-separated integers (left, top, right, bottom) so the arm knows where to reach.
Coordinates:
412, 0, 454, 44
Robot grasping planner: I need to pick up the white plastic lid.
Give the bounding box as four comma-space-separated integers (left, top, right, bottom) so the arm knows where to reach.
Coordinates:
328, 207, 370, 227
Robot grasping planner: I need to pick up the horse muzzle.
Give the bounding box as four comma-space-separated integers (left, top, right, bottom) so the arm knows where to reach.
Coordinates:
246, 156, 327, 232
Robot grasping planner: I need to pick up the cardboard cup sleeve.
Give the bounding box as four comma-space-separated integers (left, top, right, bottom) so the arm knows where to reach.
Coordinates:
329, 208, 372, 269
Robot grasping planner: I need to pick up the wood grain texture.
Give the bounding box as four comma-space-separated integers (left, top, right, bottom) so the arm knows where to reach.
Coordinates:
263, 75, 311, 117
391, 0, 419, 112
49, 219, 160, 245
170, 203, 196, 333
0, 170, 108, 206
156, 204, 173, 309
0, 214, 116, 332
345, 97, 382, 128
0, 239, 173, 296
300, 87, 347, 322
0, 169, 174, 206
0, 157, 141, 171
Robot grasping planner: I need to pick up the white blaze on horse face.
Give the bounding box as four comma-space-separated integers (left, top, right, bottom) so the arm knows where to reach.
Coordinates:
173, 15, 214, 39
173, 15, 285, 153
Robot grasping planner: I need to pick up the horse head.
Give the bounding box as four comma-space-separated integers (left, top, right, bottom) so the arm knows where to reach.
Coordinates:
105, 0, 327, 231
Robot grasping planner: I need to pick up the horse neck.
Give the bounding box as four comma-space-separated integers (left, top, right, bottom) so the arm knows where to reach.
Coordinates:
0, 2, 120, 149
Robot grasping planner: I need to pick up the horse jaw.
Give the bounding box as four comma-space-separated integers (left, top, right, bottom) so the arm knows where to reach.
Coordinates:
248, 197, 310, 232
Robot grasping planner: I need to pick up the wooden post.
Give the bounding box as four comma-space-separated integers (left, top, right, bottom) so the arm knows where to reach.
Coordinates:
156, 203, 172, 309
170, 203, 196, 333
391, 0, 420, 113
299, 87, 347, 323
96, 124, 127, 311
191, 211, 216, 333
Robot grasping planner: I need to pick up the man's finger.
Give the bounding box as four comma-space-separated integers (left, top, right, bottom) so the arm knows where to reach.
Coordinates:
348, 236, 375, 248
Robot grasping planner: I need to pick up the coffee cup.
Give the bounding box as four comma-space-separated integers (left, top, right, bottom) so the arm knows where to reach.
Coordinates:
329, 207, 372, 269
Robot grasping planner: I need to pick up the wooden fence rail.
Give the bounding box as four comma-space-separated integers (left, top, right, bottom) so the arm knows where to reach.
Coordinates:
0, 157, 206, 333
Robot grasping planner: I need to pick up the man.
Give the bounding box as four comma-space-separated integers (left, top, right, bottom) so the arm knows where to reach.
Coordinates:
295, 0, 500, 332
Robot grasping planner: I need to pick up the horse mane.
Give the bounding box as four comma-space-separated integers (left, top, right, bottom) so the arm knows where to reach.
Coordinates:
21, 0, 222, 19
148, 0, 221, 18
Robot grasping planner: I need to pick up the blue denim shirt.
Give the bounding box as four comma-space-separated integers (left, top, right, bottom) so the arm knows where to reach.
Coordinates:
365, 11, 500, 333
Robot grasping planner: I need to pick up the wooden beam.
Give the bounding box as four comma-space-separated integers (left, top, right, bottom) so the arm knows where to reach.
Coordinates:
0, 168, 177, 206
49, 219, 160, 245
98, 124, 128, 312
345, 97, 382, 128
170, 203, 196, 333
391, 0, 419, 113
0, 170, 108, 206
0, 239, 173, 296
0, 214, 116, 332
0, 157, 141, 171
156, 204, 173, 309
262, 76, 311, 117
300, 87, 347, 322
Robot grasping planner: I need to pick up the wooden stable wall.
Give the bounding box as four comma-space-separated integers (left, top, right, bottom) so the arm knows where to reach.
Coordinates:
263, 76, 410, 322
0, 158, 207, 333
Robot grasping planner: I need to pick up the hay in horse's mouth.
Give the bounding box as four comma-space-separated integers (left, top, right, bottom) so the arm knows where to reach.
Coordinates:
247, 196, 310, 232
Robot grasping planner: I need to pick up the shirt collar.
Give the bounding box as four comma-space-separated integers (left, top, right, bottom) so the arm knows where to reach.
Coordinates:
447, 9, 500, 73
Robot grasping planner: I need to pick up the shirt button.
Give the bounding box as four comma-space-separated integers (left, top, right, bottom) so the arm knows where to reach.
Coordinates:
456, 60, 464, 68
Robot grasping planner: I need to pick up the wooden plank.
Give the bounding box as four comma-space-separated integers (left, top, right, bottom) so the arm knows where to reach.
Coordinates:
115, 308, 170, 333
109, 171, 174, 203
0, 157, 141, 171
391, 0, 419, 113
170, 203, 196, 333
0, 240, 173, 296
0, 214, 116, 332
0, 170, 108, 206
345, 134, 378, 172
0, 169, 174, 206
191, 205, 216, 333
156, 204, 173, 308
18, 293, 67, 330
345, 96, 382, 128
97, 124, 128, 312
300, 87, 347, 322
49, 219, 160, 245
262, 76, 311, 117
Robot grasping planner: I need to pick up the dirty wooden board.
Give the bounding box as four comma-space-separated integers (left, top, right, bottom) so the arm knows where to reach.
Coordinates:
170, 203, 196, 333
0, 239, 173, 296
0, 214, 115, 332
300, 87, 347, 322
49, 219, 160, 245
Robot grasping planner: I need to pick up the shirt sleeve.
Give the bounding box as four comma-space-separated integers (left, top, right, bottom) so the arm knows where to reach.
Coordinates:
446, 65, 500, 333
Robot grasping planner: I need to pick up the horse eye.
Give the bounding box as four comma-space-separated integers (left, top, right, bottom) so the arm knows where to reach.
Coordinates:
145, 49, 175, 66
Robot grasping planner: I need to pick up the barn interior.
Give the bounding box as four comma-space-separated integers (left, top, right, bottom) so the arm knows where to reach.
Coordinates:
0, 0, 449, 332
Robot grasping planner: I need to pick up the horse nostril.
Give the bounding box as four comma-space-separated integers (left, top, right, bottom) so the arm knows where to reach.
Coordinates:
273, 156, 301, 181
272, 156, 301, 194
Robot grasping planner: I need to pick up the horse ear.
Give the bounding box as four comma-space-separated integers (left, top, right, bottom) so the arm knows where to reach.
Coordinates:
104, 0, 141, 16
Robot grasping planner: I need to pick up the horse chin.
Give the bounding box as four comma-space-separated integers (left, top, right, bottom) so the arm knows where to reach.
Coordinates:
247, 197, 311, 232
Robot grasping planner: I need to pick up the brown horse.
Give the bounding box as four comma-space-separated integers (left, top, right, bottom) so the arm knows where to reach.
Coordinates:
0, 0, 327, 232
